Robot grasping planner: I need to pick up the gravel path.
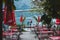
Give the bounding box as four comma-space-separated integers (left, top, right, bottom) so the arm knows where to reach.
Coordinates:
20, 32, 38, 40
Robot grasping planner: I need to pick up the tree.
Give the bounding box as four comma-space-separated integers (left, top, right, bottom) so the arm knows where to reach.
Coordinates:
41, 14, 51, 26
44, 0, 60, 18
32, 0, 60, 25
3, 0, 16, 10
32, 0, 51, 26
33, 16, 41, 25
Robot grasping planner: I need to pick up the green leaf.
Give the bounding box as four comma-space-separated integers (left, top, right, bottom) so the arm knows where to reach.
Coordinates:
3, 0, 5, 3
12, 4, 16, 10
15, 0, 19, 1
33, 16, 38, 22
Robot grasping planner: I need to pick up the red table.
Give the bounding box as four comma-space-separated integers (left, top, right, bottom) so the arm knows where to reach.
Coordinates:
49, 36, 60, 40
3, 31, 14, 37
39, 28, 48, 31
40, 31, 54, 34
37, 31, 54, 38
56, 31, 60, 35
2, 28, 18, 37
11, 28, 18, 32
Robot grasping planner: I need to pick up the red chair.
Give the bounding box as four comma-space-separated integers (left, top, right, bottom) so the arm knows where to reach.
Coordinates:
3, 32, 7, 38
42, 28, 48, 31
49, 36, 60, 40
3, 31, 13, 38
56, 31, 60, 35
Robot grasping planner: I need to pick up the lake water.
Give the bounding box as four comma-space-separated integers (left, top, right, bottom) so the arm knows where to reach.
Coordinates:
14, 0, 43, 26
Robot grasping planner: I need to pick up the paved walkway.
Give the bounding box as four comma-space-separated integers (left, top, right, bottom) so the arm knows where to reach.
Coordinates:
20, 32, 38, 40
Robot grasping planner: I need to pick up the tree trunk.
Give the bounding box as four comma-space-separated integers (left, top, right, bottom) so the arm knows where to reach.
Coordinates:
0, 0, 3, 39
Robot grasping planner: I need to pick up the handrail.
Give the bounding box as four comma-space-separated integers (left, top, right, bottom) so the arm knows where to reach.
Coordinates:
2, 9, 43, 12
